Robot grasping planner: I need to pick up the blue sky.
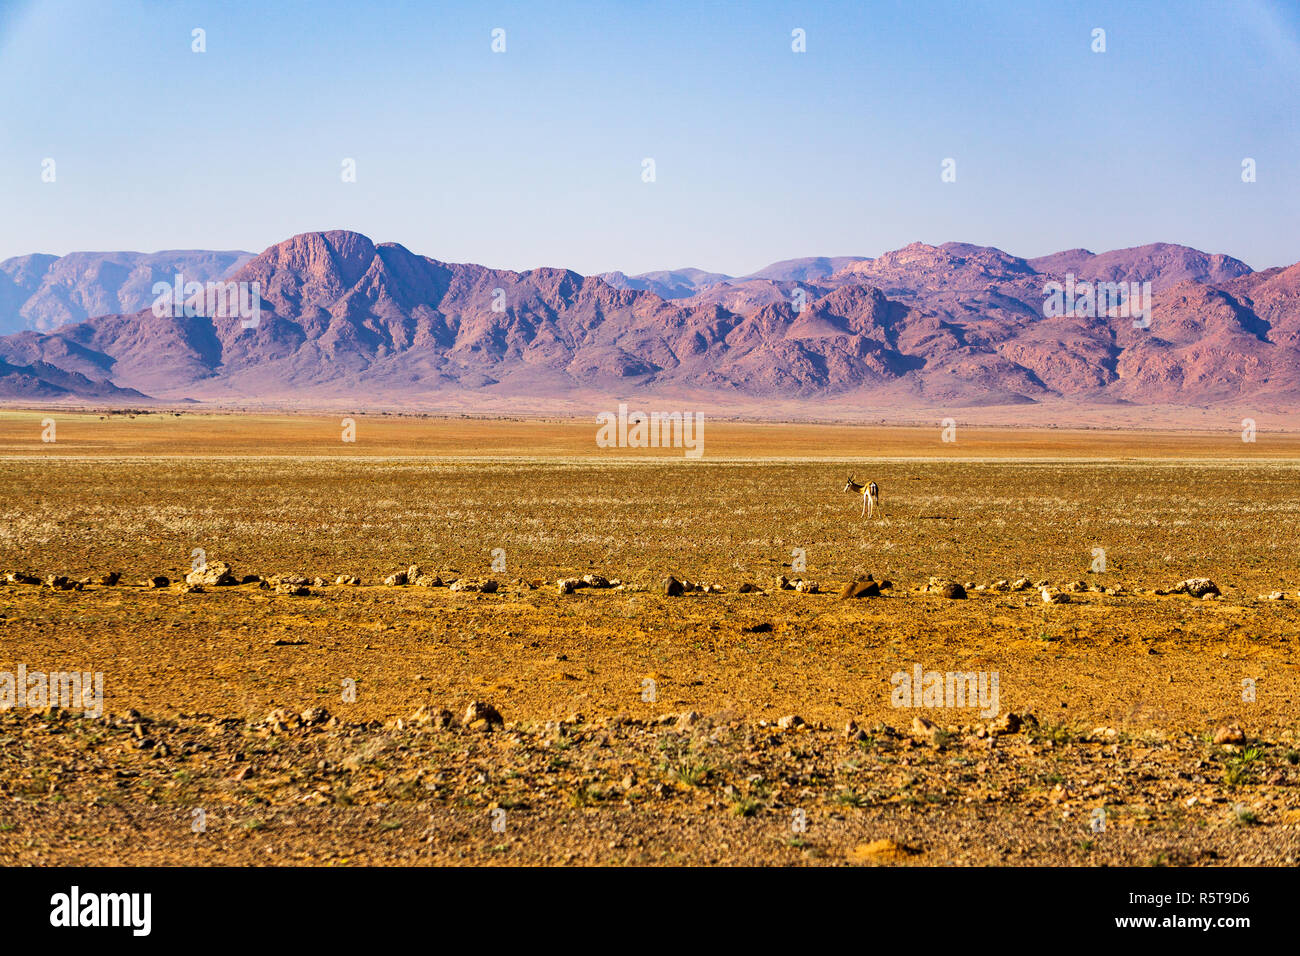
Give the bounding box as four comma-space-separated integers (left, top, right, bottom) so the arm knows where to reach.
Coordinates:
2, 0, 1298, 273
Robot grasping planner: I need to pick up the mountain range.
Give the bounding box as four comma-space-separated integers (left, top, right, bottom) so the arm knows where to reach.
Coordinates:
1, 230, 1297, 414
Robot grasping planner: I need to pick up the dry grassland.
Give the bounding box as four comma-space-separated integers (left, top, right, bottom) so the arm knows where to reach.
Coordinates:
0, 410, 1298, 865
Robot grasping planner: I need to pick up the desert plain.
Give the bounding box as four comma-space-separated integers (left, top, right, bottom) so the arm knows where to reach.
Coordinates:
1, 409, 1298, 866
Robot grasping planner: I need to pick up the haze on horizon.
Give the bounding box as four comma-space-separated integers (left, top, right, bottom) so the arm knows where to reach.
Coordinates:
1, 0, 1298, 274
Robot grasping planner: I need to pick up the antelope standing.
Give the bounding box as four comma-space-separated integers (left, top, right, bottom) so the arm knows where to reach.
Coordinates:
843, 475, 879, 519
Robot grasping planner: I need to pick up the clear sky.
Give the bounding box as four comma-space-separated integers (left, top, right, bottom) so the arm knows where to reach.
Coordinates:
2, 0, 1297, 274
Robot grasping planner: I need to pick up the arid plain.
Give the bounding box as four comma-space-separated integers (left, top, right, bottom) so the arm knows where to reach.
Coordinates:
1, 409, 1298, 866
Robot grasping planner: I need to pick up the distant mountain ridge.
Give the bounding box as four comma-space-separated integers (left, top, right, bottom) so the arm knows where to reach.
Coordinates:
0, 250, 253, 335
0, 230, 1293, 411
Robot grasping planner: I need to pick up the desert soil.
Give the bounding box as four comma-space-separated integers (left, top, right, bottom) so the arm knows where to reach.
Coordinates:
0, 409, 1297, 866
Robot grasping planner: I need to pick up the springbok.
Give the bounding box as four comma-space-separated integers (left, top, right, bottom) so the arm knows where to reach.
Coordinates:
843, 475, 879, 518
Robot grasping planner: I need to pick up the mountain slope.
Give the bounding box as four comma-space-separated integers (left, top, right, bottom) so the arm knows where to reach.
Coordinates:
0, 249, 253, 335
0, 231, 1293, 410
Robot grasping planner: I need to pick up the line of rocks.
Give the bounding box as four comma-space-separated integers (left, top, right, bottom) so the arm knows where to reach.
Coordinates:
0, 565, 1236, 606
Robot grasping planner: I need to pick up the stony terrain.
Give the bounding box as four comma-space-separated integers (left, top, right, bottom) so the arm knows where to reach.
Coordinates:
0, 413, 1298, 865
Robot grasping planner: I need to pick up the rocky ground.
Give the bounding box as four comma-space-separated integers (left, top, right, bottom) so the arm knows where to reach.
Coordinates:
2, 419, 1299, 865
1, 568, 1297, 865
2, 695, 1296, 866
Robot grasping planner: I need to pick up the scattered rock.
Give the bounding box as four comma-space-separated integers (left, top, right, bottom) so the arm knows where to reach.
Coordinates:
96, 572, 121, 586
581, 574, 611, 588
463, 701, 503, 727
5, 572, 40, 585
411, 705, 453, 729
185, 560, 237, 587
1010, 577, 1032, 591
923, 578, 966, 599
662, 576, 684, 597
275, 582, 310, 596
794, 579, 819, 594
988, 713, 1022, 736
776, 714, 805, 730
335, 575, 361, 586
143, 576, 169, 589
1213, 724, 1246, 746
910, 716, 940, 743
450, 578, 498, 593
1041, 587, 1070, 604
299, 706, 330, 726
557, 578, 579, 595
263, 707, 300, 732
775, 574, 793, 590
1173, 578, 1219, 598
737, 582, 759, 593
839, 576, 881, 599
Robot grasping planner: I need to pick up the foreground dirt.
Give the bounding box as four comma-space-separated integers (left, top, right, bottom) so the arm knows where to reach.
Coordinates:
2, 703, 1297, 866
1, 417, 1298, 865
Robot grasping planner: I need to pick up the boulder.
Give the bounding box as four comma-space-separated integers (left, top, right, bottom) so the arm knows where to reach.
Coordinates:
300, 706, 330, 726
988, 713, 1022, 736
1213, 724, 1246, 746
411, 705, 453, 728
185, 560, 237, 586
839, 576, 881, 599
1173, 578, 1219, 598
924, 578, 966, 599
463, 701, 503, 727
